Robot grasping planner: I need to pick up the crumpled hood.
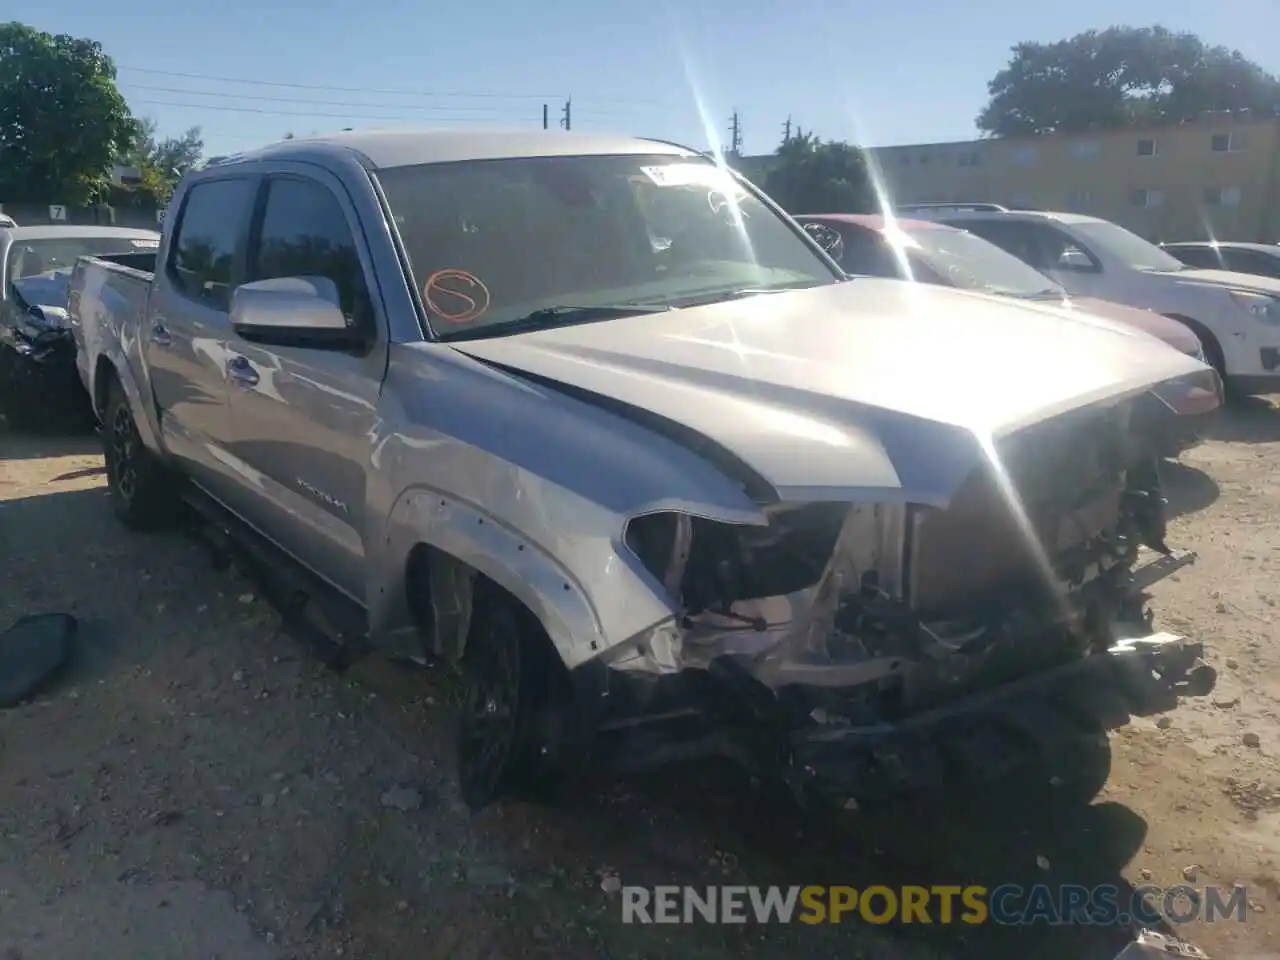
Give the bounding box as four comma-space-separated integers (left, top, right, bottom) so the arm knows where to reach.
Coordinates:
1159, 266, 1280, 296
451, 279, 1209, 504
1066, 296, 1202, 355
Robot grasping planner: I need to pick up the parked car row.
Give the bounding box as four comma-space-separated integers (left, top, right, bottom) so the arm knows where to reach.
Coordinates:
794, 213, 1222, 457
888, 202, 1280, 396
61, 131, 1218, 818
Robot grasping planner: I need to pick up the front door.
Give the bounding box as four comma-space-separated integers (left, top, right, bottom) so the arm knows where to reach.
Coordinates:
145, 175, 257, 502
223, 168, 386, 603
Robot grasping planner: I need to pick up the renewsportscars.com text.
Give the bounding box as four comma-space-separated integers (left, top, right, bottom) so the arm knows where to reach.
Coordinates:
621, 884, 1249, 926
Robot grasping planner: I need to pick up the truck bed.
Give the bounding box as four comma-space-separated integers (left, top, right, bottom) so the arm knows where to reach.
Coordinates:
68, 255, 156, 414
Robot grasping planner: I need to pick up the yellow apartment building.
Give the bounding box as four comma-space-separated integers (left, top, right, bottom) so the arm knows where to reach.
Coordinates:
864, 111, 1280, 243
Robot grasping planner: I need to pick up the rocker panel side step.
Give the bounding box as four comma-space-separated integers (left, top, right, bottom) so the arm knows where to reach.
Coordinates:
180, 486, 372, 672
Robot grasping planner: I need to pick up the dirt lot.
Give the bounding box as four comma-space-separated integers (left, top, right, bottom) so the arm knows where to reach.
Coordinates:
2, 403, 1279, 960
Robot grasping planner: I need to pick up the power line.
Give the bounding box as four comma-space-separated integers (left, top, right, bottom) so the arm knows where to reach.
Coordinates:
119, 82, 618, 120
117, 65, 561, 101
128, 99, 531, 123
120, 82, 554, 114
114, 65, 674, 110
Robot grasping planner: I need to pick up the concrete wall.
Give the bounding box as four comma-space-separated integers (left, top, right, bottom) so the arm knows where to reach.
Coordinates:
0, 202, 164, 231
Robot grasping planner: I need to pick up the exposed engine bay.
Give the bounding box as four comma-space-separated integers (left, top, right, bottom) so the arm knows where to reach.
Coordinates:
616, 393, 1200, 735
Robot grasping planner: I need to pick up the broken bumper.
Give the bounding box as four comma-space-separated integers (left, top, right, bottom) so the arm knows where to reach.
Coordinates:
785, 627, 1215, 803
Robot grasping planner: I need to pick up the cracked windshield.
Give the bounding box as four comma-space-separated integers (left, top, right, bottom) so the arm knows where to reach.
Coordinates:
2, 3, 1279, 960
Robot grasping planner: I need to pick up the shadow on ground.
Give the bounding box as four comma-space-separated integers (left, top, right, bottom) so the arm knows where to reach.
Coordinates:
1211, 396, 1280, 444
477, 723, 1166, 960
0, 424, 100, 462
1162, 460, 1220, 520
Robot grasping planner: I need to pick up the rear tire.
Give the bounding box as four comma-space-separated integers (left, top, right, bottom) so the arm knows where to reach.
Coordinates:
456, 585, 573, 810
102, 377, 181, 530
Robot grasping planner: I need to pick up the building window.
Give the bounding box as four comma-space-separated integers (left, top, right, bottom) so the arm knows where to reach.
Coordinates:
1136, 138, 1157, 157
1130, 188, 1164, 208
1069, 141, 1100, 160
918, 152, 931, 164
1211, 131, 1246, 152
1066, 188, 1091, 211
1009, 146, 1038, 166
1203, 186, 1243, 206
957, 150, 981, 167
898, 154, 911, 166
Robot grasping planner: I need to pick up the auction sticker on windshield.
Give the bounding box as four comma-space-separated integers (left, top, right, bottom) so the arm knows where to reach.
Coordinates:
423, 268, 491, 324
131, 239, 160, 248
640, 163, 739, 190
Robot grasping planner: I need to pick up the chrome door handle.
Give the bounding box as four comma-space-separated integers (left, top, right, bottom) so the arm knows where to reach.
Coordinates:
228, 355, 259, 387
149, 321, 173, 347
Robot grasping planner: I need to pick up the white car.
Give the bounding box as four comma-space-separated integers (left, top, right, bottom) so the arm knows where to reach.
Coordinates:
899, 203, 1280, 395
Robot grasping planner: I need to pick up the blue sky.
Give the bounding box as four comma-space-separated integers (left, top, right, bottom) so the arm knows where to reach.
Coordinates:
11, 0, 1280, 159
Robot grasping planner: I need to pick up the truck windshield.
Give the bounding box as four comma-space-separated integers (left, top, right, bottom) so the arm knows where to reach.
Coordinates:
375, 154, 841, 338
895, 225, 1063, 299
1069, 220, 1186, 273
5, 236, 160, 282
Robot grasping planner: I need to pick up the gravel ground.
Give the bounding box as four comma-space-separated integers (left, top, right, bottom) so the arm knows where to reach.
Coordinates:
2, 401, 1279, 960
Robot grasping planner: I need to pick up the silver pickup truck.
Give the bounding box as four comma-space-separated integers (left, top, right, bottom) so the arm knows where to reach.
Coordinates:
69, 130, 1217, 811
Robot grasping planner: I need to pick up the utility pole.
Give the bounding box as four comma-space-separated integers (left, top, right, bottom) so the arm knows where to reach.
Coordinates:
561, 98, 572, 131
782, 116, 792, 144
543, 104, 549, 130
728, 110, 742, 155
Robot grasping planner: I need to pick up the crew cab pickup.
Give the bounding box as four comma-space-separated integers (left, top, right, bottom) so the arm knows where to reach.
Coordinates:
70, 131, 1216, 811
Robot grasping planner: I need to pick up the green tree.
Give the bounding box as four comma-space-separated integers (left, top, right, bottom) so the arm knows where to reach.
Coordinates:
118, 118, 203, 204
0, 21, 136, 204
979, 25, 1280, 137
762, 131, 874, 215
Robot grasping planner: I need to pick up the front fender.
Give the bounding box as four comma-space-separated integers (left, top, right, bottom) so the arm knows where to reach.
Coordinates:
370, 487, 626, 669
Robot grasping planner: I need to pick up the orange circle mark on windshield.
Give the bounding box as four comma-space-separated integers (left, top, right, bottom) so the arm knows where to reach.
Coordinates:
423, 269, 491, 324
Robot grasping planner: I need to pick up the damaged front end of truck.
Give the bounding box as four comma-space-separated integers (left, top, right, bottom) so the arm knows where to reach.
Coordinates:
573, 390, 1216, 806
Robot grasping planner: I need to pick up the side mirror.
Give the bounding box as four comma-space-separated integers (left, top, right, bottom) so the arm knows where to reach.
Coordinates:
230, 276, 364, 348
802, 222, 844, 262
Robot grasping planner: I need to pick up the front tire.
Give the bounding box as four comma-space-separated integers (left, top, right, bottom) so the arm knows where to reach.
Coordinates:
102, 378, 181, 530
456, 587, 572, 810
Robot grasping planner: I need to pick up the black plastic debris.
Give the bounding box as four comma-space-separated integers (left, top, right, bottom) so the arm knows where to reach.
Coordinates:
0, 613, 76, 708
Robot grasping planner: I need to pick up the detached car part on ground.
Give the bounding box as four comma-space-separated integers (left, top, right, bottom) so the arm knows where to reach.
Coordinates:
70, 131, 1217, 815
796, 214, 1222, 458
0, 227, 160, 432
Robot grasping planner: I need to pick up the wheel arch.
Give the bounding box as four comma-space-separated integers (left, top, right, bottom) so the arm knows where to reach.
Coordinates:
1163, 313, 1226, 376
369, 489, 610, 670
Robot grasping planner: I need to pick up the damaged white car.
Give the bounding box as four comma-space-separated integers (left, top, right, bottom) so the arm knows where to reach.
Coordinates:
69, 130, 1218, 811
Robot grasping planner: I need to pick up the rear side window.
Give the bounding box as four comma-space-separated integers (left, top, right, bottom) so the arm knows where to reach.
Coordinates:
169, 178, 255, 310
1168, 246, 1218, 269
250, 177, 373, 331
946, 219, 1041, 265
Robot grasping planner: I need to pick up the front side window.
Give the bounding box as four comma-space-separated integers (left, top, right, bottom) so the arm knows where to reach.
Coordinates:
1067, 220, 1185, 272
169, 178, 255, 310
249, 177, 373, 330
376, 154, 840, 339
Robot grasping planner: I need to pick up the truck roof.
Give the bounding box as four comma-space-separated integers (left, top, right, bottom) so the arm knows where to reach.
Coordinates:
1, 225, 161, 242
211, 129, 699, 171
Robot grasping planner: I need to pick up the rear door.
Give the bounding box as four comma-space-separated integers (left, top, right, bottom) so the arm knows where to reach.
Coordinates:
146, 176, 257, 501
223, 166, 387, 601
